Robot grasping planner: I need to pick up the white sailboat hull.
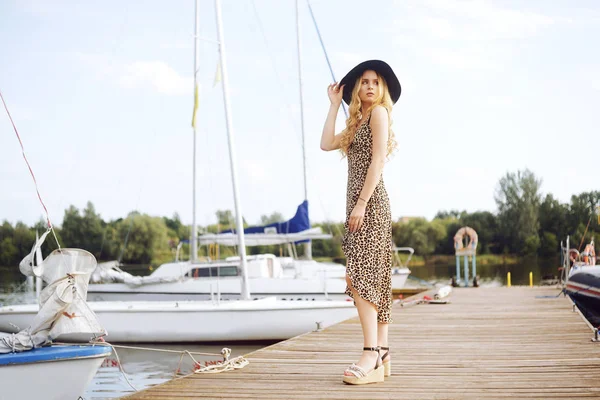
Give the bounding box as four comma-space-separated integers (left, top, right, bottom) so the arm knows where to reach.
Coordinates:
0, 298, 357, 342
88, 277, 350, 302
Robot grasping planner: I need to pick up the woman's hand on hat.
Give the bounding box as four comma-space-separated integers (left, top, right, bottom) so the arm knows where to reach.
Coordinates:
327, 83, 344, 106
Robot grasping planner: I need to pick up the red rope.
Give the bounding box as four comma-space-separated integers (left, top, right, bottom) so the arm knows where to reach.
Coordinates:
0, 90, 52, 229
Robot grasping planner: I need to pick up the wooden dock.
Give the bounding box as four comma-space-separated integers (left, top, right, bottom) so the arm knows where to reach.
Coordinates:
122, 287, 600, 399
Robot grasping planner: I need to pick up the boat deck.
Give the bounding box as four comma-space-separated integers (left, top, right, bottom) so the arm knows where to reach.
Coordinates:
121, 287, 600, 399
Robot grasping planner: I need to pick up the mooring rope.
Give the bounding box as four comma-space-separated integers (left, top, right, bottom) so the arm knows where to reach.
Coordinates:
54, 340, 250, 393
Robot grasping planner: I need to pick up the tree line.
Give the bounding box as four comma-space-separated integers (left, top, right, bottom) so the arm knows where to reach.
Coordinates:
0, 169, 598, 266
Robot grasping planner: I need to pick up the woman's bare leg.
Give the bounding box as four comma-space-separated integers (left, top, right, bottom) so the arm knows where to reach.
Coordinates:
377, 322, 390, 361
344, 274, 379, 375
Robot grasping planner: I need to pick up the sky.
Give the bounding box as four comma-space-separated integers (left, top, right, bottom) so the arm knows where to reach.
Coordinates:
1, 0, 599, 229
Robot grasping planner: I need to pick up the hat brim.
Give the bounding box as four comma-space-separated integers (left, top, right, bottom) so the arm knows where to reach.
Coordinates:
339, 60, 401, 105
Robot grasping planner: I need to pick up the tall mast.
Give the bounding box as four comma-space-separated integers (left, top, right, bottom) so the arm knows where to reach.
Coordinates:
215, 0, 251, 300
296, 0, 308, 202
296, 0, 312, 259
190, 0, 200, 263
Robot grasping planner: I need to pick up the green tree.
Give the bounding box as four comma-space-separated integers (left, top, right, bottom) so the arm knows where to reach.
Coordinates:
60, 202, 104, 257
0, 237, 18, 266
539, 194, 569, 241
539, 231, 558, 257
495, 169, 542, 255
567, 191, 600, 246
434, 210, 461, 220
393, 218, 446, 256
13, 222, 36, 262
459, 211, 500, 254
260, 212, 284, 225
116, 213, 170, 264
433, 217, 462, 255
311, 222, 344, 259
97, 221, 120, 261
215, 210, 234, 227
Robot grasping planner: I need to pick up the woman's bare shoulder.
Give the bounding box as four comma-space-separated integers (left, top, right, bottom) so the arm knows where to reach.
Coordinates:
371, 105, 388, 120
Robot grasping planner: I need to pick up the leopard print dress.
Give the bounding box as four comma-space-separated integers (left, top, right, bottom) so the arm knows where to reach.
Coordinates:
342, 115, 393, 323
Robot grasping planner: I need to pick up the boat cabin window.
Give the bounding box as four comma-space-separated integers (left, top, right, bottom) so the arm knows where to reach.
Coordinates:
187, 266, 239, 278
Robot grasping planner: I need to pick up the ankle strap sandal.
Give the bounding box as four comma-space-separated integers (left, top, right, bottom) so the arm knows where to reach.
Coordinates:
342, 347, 384, 385
379, 346, 391, 377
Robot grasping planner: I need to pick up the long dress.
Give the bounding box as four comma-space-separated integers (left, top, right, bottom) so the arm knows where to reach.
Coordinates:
342, 116, 393, 323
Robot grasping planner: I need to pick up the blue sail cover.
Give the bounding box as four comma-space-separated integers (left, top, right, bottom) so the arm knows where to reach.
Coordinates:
221, 200, 310, 234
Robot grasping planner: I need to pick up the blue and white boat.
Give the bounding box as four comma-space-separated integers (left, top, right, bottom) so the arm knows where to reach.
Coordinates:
564, 237, 600, 325
0, 343, 111, 400
0, 233, 110, 399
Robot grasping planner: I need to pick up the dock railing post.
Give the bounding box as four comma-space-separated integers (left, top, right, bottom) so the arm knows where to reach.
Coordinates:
463, 255, 469, 288
456, 255, 461, 287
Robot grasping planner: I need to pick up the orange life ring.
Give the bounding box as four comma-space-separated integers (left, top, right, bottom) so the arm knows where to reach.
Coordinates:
454, 226, 478, 251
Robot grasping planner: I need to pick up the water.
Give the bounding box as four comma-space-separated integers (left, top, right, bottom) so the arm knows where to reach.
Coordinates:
0, 267, 274, 399
0, 258, 562, 398
407, 257, 562, 287
84, 342, 271, 399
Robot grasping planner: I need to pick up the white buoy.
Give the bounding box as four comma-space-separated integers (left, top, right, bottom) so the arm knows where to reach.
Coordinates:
434, 285, 452, 300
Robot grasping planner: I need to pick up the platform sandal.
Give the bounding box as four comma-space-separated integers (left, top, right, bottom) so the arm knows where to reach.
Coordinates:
342, 347, 384, 385
380, 346, 391, 377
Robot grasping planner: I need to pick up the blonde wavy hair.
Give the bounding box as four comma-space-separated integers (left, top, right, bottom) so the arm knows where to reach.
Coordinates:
339, 71, 397, 157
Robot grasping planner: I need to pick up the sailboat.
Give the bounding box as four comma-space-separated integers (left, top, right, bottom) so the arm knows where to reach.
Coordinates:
86, 202, 355, 302
84, 1, 409, 303
0, 0, 356, 343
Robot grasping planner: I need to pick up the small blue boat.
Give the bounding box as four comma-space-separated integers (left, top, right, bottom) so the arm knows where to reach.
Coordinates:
0, 343, 112, 400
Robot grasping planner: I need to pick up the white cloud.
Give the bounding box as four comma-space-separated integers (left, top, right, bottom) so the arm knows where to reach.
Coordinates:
18, 0, 66, 15
421, 46, 497, 70
389, 0, 565, 45
18, 1, 104, 17
414, 0, 557, 40
119, 61, 190, 96
487, 95, 514, 107
73, 53, 190, 95
387, 1, 561, 71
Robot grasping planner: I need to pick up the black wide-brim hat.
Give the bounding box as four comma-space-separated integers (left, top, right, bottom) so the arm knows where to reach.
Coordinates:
339, 60, 401, 105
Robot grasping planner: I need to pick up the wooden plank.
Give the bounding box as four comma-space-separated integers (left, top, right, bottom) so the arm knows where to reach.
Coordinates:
122, 287, 600, 400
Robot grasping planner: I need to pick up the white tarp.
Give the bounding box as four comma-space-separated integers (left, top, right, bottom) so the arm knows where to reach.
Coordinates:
198, 227, 332, 246
0, 235, 106, 353
90, 262, 181, 286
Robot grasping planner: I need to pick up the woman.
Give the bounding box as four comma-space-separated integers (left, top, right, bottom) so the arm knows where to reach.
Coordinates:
320, 60, 400, 385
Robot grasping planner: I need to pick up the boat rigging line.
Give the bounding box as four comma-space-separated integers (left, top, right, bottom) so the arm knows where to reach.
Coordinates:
0, 89, 61, 250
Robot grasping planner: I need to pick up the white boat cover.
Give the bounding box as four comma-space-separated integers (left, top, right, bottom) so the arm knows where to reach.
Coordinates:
0, 233, 106, 353
198, 227, 332, 246
90, 262, 181, 286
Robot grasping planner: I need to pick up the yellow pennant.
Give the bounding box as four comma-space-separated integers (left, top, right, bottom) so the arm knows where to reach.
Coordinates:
191, 83, 199, 129
213, 61, 222, 87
